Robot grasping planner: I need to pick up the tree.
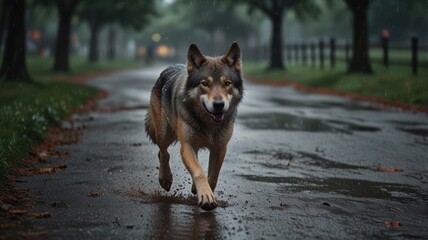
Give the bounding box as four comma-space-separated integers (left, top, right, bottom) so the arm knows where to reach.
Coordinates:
0, 0, 31, 82
345, 0, 372, 73
0, 0, 11, 51
53, 0, 80, 71
239, 0, 321, 70
78, 0, 155, 62
174, 0, 259, 55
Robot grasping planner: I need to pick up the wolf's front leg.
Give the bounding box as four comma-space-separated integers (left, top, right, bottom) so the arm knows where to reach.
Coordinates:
180, 142, 217, 210
207, 146, 227, 191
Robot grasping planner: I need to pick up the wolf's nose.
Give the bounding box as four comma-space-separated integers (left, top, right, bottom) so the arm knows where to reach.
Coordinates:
213, 100, 225, 111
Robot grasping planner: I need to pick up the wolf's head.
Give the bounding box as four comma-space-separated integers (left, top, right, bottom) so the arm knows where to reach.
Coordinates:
186, 42, 244, 123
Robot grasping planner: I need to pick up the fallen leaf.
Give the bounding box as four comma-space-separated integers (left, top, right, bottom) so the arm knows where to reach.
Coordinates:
28, 212, 51, 218
19, 164, 67, 176
374, 166, 404, 173
17, 231, 48, 238
384, 221, 401, 228
9, 209, 28, 215
87, 192, 103, 197
0, 221, 21, 229
15, 188, 30, 194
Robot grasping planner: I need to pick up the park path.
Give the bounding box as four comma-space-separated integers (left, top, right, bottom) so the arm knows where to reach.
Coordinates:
4, 66, 428, 239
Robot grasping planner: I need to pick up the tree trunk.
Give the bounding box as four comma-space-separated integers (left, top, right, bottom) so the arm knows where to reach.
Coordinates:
268, 11, 284, 70
0, 0, 11, 51
107, 25, 116, 60
347, 0, 372, 73
53, 0, 79, 71
88, 21, 100, 63
0, 0, 30, 82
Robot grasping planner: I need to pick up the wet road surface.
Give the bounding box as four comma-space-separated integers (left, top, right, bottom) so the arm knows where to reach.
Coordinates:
8, 66, 428, 239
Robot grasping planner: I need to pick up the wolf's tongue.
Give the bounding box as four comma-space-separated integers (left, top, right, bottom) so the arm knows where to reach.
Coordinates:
211, 113, 224, 122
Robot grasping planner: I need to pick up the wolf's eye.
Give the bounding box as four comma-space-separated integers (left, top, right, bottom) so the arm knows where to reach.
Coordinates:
200, 80, 209, 87
224, 80, 232, 87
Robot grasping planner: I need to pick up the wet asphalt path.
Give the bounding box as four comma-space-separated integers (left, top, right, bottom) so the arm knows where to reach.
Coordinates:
10, 66, 428, 239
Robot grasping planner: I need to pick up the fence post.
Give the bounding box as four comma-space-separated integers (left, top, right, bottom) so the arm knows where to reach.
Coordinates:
345, 41, 350, 63
319, 39, 324, 70
329, 37, 336, 69
411, 36, 418, 75
310, 42, 316, 68
286, 44, 292, 63
382, 29, 389, 67
294, 43, 299, 64
301, 42, 307, 66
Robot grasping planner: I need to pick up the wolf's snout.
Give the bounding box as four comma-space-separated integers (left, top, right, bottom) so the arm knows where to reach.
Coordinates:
213, 100, 225, 112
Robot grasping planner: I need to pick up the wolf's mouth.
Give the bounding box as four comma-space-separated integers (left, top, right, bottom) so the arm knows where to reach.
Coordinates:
210, 113, 225, 122
203, 102, 225, 122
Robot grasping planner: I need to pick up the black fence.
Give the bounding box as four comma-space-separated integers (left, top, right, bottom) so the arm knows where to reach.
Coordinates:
244, 37, 428, 75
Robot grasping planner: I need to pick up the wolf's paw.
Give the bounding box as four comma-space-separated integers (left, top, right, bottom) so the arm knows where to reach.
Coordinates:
159, 170, 173, 192
198, 192, 217, 211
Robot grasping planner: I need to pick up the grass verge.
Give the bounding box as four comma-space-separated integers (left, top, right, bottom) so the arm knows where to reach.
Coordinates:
0, 55, 144, 186
244, 62, 428, 105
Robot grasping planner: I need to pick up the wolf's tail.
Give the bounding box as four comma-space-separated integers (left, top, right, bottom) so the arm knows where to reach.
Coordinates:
145, 111, 156, 144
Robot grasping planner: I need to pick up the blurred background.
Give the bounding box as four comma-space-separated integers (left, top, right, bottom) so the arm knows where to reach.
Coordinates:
1, 0, 427, 70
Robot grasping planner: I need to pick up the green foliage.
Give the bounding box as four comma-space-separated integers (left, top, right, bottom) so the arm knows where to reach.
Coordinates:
240, 0, 323, 20
27, 55, 145, 77
244, 61, 428, 105
78, 0, 156, 30
173, 0, 259, 39
0, 80, 95, 184
0, 55, 144, 186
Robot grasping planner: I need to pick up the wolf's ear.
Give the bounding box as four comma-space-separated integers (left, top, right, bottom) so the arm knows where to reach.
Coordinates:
222, 42, 241, 72
187, 44, 206, 73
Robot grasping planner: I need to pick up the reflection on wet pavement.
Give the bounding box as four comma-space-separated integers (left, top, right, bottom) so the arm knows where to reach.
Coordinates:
269, 97, 381, 111
399, 128, 428, 137
239, 113, 380, 134
241, 175, 428, 203
297, 151, 370, 170
239, 113, 337, 132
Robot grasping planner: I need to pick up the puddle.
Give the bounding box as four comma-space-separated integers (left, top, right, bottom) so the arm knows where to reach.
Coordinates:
327, 120, 380, 132
239, 113, 380, 134
240, 175, 427, 203
239, 113, 344, 133
297, 152, 370, 170
389, 120, 428, 137
399, 128, 428, 137
244, 149, 370, 171
269, 98, 380, 111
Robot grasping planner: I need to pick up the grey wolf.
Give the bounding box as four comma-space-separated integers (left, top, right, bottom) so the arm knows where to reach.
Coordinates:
145, 42, 244, 210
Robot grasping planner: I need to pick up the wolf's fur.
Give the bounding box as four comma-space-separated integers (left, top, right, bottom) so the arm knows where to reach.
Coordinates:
145, 42, 244, 210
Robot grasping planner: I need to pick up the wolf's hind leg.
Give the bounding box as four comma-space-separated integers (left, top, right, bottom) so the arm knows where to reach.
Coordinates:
158, 149, 173, 191
157, 123, 175, 191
